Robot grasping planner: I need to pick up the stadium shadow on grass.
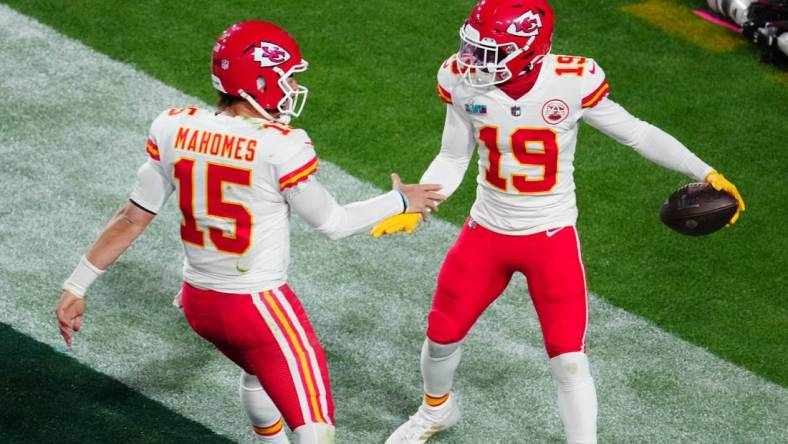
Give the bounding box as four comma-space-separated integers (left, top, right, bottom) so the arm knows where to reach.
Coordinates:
0, 323, 235, 444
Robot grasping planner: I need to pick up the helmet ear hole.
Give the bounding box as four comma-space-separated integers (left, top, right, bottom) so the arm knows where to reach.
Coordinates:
256, 77, 267, 92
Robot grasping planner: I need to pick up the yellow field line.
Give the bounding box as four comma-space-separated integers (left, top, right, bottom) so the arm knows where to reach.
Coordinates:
770, 72, 788, 85
621, 0, 745, 52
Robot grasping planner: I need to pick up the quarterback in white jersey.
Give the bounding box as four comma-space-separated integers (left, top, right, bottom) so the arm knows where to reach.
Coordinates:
56, 21, 443, 444
377, 1, 745, 444
135, 107, 343, 294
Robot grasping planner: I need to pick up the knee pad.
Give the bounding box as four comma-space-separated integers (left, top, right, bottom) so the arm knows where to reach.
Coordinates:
240, 370, 281, 428
240, 370, 263, 391
421, 338, 462, 397
549, 352, 592, 387
425, 338, 460, 359
293, 423, 335, 444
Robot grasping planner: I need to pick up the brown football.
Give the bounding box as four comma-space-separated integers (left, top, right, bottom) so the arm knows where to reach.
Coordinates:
660, 183, 738, 236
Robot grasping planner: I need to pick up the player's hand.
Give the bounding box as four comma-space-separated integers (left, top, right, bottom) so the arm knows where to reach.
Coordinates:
705, 171, 745, 225
55, 290, 85, 347
371, 213, 422, 237
390, 173, 445, 216
172, 289, 183, 308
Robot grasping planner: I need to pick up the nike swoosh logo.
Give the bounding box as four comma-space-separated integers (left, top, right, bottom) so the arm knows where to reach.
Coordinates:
589, 63, 597, 75
545, 227, 565, 237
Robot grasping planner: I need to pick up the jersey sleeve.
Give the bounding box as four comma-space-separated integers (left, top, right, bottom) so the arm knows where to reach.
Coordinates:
419, 105, 475, 199
273, 129, 319, 192
580, 58, 610, 109
583, 98, 714, 181
422, 55, 474, 199
436, 55, 462, 106
129, 111, 175, 213
287, 177, 403, 241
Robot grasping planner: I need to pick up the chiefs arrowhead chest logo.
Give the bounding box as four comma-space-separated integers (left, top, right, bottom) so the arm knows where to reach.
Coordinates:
253, 41, 291, 67
542, 99, 569, 125
507, 10, 543, 37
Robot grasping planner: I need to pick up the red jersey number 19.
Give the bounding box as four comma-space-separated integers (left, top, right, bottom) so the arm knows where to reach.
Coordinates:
480, 126, 559, 194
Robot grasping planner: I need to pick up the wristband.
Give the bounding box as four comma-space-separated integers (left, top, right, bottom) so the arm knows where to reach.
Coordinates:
396, 190, 409, 213
62, 256, 105, 298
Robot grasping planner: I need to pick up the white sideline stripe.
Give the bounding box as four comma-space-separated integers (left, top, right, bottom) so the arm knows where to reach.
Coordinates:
252, 292, 313, 424
0, 5, 786, 444
272, 288, 332, 425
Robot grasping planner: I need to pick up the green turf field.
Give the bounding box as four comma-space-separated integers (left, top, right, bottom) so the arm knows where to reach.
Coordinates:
1, 1, 786, 443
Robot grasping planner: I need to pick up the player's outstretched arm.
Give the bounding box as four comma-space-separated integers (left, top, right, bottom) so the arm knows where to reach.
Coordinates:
287, 174, 444, 241
56, 201, 156, 346
583, 98, 745, 226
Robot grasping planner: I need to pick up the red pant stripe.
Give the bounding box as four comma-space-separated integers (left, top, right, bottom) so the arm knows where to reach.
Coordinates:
261, 290, 330, 425
251, 292, 314, 424
181, 283, 334, 429
271, 288, 333, 425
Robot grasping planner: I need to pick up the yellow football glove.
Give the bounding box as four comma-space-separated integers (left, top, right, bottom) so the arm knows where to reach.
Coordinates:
370, 213, 422, 238
705, 171, 745, 225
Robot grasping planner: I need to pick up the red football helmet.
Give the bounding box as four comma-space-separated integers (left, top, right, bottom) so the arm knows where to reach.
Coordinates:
457, 0, 555, 87
211, 21, 308, 122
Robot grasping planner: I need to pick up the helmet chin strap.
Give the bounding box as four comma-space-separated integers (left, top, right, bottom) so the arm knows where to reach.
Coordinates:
238, 89, 284, 123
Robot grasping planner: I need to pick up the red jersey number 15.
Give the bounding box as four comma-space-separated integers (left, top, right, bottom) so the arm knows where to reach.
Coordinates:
173, 158, 253, 255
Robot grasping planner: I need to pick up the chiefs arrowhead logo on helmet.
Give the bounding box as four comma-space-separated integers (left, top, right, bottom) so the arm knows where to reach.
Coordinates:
253, 42, 292, 67
507, 10, 543, 37
457, 1, 554, 87
211, 21, 309, 121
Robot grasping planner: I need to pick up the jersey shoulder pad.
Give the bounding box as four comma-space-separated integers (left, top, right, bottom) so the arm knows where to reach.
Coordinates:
158, 106, 207, 123
579, 58, 610, 109
257, 125, 315, 166
436, 55, 463, 105
267, 127, 318, 192
146, 107, 207, 160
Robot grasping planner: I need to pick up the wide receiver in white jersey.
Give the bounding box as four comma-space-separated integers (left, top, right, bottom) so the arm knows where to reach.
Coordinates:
374, 1, 745, 443
55, 21, 444, 444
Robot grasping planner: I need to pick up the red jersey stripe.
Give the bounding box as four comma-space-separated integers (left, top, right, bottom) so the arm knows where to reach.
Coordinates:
280, 157, 318, 191
436, 84, 453, 105
261, 291, 329, 424
145, 139, 160, 161
279, 156, 317, 184
582, 81, 610, 109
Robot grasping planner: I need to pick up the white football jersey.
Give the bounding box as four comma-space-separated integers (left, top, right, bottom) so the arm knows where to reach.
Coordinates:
130, 107, 318, 293
437, 54, 611, 235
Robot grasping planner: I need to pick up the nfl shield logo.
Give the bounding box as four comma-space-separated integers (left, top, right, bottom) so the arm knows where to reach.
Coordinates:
511, 106, 522, 117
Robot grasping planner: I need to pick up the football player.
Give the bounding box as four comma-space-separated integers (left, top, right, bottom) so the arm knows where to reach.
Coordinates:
55, 21, 445, 444
373, 1, 746, 443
